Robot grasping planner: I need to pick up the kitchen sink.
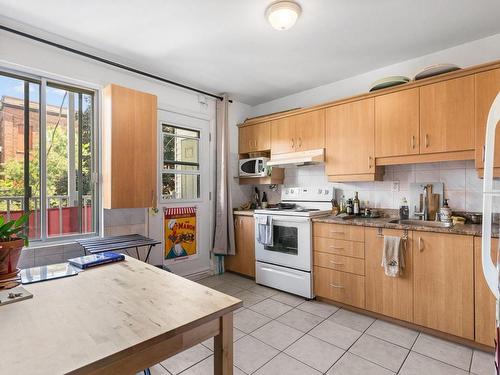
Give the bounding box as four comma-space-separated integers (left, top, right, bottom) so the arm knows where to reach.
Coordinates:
388, 219, 454, 228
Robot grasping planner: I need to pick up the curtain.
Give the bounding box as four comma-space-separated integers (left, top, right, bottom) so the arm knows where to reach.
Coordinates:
212, 94, 235, 256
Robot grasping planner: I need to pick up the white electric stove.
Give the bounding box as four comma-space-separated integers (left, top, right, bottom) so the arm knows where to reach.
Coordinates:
254, 186, 334, 298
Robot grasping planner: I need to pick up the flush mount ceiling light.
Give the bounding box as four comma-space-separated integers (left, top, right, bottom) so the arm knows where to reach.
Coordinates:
266, 1, 302, 31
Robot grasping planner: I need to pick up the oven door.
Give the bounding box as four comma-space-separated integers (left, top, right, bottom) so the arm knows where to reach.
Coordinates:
254, 214, 312, 271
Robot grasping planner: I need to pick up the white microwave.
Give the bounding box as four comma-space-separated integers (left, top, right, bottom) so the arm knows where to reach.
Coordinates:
239, 157, 269, 177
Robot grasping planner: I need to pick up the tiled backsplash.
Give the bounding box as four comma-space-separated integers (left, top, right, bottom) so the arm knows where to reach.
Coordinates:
259, 160, 485, 213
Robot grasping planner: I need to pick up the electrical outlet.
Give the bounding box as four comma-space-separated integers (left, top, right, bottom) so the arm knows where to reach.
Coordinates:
391, 181, 400, 192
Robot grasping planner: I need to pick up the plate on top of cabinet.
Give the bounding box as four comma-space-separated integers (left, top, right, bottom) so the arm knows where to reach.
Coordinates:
414, 63, 461, 80
369, 76, 410, 92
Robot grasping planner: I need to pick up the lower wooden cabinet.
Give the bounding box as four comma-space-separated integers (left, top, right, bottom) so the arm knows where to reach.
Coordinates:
314, 266, 365, 308
413, 232, 474, 340
225, 215, 255, 277
474, 237, 497, 347
365, 228, 413, 323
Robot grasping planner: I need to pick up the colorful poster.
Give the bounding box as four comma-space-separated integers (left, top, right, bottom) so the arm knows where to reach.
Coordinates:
164, 207, 197, 262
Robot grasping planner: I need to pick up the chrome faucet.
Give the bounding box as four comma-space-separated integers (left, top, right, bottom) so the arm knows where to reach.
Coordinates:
414, 184, 430, 221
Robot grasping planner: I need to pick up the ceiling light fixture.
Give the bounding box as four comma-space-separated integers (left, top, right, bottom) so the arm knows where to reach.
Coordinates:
266, 1, 302, 31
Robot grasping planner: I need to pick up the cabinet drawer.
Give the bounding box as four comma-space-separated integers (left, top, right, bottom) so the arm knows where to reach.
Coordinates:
314, 252, 365, 275
313, 223, 364, 242
314, 266, 365, 308
313, 237, 365, 259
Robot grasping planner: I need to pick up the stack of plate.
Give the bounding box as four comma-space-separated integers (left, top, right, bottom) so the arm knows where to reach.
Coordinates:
369, 76, 410, 92
414, 64, 461, 80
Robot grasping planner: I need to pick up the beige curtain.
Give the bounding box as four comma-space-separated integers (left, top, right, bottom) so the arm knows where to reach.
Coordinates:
213, 94, 235, 256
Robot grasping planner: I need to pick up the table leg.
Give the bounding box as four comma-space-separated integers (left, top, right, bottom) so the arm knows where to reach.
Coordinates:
214, 312, 233, 375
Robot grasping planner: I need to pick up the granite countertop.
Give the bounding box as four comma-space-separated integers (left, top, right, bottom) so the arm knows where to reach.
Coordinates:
233, 210, 255, 216
312, 215, 498, 237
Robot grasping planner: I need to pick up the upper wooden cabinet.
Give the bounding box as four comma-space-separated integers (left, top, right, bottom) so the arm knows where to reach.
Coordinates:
375, 89, 419, 158
474, 237, 496, 347
238, 122, 270, 154
270, 110, 325, 154
475, 68, 500, 174
326, 98, 382, 181
419, 76, 475, 154
102, 84, 157, 209
413, 232, 474, 339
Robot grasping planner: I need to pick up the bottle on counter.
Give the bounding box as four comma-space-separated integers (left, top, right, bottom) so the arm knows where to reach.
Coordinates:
364, 200, 371, 217
399, 197, 409, 220
440, 198, 452, 223
353, 192, 360, 216
261, 192, 268, 209
346, 198, 354, 215
339, 195, 346, 213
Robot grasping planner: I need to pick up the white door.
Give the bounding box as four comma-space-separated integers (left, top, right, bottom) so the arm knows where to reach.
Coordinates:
148, 109, 213, 277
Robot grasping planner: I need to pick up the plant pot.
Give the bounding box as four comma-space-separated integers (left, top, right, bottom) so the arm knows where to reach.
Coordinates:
0, 238, 24, 276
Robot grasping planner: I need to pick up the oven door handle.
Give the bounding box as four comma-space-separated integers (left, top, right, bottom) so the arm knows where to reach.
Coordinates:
254, 214, 311, 223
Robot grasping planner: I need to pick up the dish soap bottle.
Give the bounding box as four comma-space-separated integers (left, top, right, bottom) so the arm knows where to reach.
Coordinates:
399, 197, 409, 219
440, 199, 452, 223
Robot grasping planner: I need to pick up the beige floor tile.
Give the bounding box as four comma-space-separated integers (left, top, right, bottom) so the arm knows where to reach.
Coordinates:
160, 344, 212, 374
177, 355, 246, 375
277, 308, 324, 333
196, 275, 225, 288
234, 308, 271, 333
399, 352, 468, 375
248, 284, 280, 297
349, 334, 408, 372
201, 328, 245, 351
285, 334, 345, 373
327, 352, 395, 375
412, 333, 472, 371
148, 364, 169, 375
365, 319, 419, 349
296, 300, 339, 318
212, 283, 244, 296
271, 291, 306, 307
309, 319, 362, 350
230, 276, 257, 289
251, 320, 304, 350
234, 290, 266, 307
470, 349, 495, 375
249, 298, 293, 319
234, 335, 279, 374
253, 353, 321, 375
328, 308, 375, 332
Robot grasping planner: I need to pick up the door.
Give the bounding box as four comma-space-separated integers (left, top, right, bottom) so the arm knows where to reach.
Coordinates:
148, 109, 212, 277
419, 76, 475, 154
413, 232, 474, 339
474, 237, 496, 347
365, 228, 413, 322
375, 88, 419, 158
225, 216, 255, 277
295, 110, 326, 151
475, 68, 500, 171
271, 116, 296, 154
326, 98, 375, 176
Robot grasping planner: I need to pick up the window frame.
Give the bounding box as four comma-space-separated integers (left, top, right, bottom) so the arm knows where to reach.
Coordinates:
0, 67, 100, 245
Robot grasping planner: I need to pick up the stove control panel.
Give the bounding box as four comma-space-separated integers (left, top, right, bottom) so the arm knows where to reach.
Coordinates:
282, 186, 334, 202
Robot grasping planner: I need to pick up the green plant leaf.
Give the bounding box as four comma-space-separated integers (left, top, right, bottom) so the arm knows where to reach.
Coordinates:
0, 216, 4, 227
0, 220, 16, 235
14, 213, 29, 228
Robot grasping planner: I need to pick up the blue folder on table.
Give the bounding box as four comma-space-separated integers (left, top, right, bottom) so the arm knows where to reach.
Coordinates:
68, 252, 125, 269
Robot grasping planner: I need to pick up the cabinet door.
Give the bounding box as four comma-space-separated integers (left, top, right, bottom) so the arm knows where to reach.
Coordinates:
419, 76, 475, 154
314, 266, 365, 308
239, 125, 255, 154
413, 232, 474, 339
225, 216, 255, 277
375, 89, 419, 158
365, 228, 413, 322
239, 122, 270, 154
474, 237, 496, 347
271, 117, 296, 154
326, 98, 375, 176
295, 110, 326, 151
475, 69, 500, 170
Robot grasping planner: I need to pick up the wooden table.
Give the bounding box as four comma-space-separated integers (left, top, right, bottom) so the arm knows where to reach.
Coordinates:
0, 256, 242, 374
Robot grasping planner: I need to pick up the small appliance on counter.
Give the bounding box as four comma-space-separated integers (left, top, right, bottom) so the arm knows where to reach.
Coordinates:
239, 157, 269, 177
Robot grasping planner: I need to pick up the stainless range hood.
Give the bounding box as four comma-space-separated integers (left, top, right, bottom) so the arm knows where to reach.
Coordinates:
267, 148, 325, 167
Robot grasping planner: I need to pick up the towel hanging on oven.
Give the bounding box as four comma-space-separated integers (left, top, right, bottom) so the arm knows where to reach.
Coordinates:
256, 215, 273, 246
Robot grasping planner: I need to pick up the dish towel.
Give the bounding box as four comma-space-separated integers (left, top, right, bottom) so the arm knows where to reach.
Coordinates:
381, 235, 405, 277
256, 215, 273, 246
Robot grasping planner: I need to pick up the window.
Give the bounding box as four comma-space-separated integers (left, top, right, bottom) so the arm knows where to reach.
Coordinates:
161, 124, 200, 200
0, 71, 98, 242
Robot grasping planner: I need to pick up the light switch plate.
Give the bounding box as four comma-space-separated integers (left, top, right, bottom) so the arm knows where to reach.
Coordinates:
391, 181, 400, 192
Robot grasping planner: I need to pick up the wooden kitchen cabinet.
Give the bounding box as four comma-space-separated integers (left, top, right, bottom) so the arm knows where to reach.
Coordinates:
225, 215, 255, 277
271, 110, 325, 154
238, 122, 271, 154
375, 88, 419, 158
365, 228, 413, 323
474, 237, 496, 347
326, 98, 382, 181
419, 76, 475, 154
314, 266, 365, 308
475, 68, 500, 176
102, 84, 157, 209
413, 232, 474, 339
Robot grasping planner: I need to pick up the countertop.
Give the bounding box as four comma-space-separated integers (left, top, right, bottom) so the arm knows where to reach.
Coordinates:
312, 215, 498, 237
233, 210, 255, 216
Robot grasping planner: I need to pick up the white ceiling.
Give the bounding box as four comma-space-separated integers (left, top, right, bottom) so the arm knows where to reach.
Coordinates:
1, 0, 500, 105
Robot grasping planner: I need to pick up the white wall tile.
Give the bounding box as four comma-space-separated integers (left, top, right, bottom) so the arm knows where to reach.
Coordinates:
415, 170, 440, 182
444, 191, 466, 211
466, 191, 483, 212
440, 169, 466, 190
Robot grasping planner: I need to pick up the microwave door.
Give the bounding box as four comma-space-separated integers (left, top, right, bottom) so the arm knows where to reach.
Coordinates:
241, 160, 257, 175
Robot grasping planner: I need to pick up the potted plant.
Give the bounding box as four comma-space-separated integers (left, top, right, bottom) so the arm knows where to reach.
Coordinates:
0, 213, 29, 278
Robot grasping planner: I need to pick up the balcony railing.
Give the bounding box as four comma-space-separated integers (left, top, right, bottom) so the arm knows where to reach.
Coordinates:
0, 195, 93, 238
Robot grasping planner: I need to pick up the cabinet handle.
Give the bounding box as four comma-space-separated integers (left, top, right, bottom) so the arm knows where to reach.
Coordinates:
425, 134, 429, 148
298, 137, 302, 148
248, 140, 252, 149
483, 145, 486, 162
234, 218, 238, 228
330, 231, 345, 235
411, 135, 416, 149
329, 260, 345, 266
291, 138, 295, 149
418, 237, 424, 252
329, 245, 344, 250
330, 283, 345, 289
368, 156, 373, 169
